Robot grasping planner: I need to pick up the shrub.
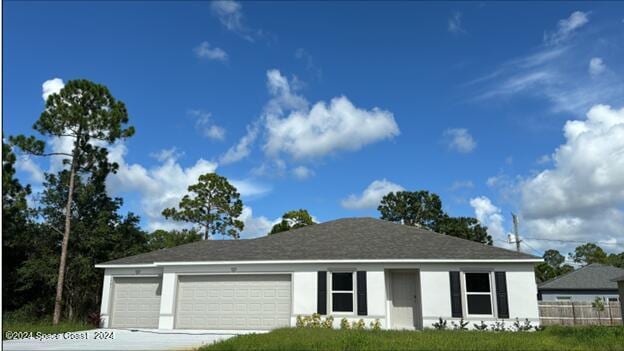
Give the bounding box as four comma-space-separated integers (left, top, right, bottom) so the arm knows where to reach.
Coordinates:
432, 317, 447, 330
296, 315, 305, 328
490, 320, 506, 332
369, 319, 381, 331
451, 318, 469, 330
310, 313, 321, 328
321, 316, 334, 329
86, 311, 101, 328
340, 318, 350, 330
473, 321, 488, 331
352, 319, 366, 330
512, 318, 533, 332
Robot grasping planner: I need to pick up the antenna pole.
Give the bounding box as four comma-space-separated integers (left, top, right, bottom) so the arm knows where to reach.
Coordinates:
512, 213, 521, 252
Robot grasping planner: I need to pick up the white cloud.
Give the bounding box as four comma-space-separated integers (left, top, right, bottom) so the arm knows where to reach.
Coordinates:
519, 104, 624, 252
589, 57, 606, 77
292, 166, 314, 180
210, 0, 257, 42
15, 155, 45, 184
263, 70, 399, 160
443, 128, 476, 153
470, 196, 506, 242
105, 142, 270, 231
42, 78, 64, 102
219, 123, 258, 164
449, 180, 474, 191
194, 41, 228, 61
237, 206, 280, 239
190, 110, 226, 141
341, 179, 404, 210
544, 11, 589, 45
448, 12, 465, 34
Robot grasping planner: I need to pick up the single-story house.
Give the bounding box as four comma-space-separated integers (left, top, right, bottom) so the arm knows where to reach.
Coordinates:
538, 263, 624, 302
96, 217, 541, 330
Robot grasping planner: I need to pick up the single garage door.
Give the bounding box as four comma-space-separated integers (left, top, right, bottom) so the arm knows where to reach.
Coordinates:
175, 275, 291, 330
110, 277, 162, 328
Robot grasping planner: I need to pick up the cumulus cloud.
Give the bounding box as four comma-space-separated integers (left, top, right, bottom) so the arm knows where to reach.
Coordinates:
341, 179, 404, 210
15, 156, 45, 185
238, 206, 280, 239
263, 70, 399, 160
443, 128, 477, 153
589, 57, 606, 77
194, 42, 228, 61
42, 78, 64, 102
470, 196, 506, 242
448, 12, 465, 34
520, 104, 624, 252
544, 11, 589, 45
190, 110, 226, 141
219, 123, 259, 164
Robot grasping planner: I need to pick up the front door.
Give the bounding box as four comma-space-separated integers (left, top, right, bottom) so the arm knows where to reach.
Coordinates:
390, 270, 422, 329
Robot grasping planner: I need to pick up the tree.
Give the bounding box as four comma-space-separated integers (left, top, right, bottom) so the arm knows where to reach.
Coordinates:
147, 229, 202, 250
543, 249, 566, 268
162, 173, 244, 240
378, 191, 445, 228
269, 209, 316, 235
435, 216, 492, 245
570, 243, 608, 266
378, 190, 492, 244
534, 249, 574, 283
607, 252, 624, 268
10, 79, 135, 324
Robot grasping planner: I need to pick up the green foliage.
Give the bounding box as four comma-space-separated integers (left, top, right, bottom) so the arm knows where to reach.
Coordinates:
321, 316, 334, 329
451, 318, 469, 330
592, 297, 605, 312
162, 173, 244, 240
512, 318, 533, 332
473, 321, 488, 331
378, 191, 445, 228
340, 318, 350, 330
269, 209, 316, 235
351, 319, 366, 330
200, 326, 624, 351
378, 190, 492, 244
535, 249, 575, 283
147, 229, 201, 250
369, 319, 381, 331
432, 318, 448, 330
570, 243, 608, 266
490, 321, 507, 332
295, 314, 333, 329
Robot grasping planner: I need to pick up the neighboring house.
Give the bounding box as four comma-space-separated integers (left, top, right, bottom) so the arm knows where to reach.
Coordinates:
612, 275, 624, 323
96, 217, 541, 330
538, 264, 624, 302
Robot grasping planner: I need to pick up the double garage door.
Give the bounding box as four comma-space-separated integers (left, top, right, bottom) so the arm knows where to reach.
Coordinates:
109, 275, 291, 330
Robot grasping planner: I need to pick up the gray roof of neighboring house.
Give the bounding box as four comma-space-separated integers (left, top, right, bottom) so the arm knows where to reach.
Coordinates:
539, 264, 624, 291
100, 217, 538, 265
611, 274, 624, 282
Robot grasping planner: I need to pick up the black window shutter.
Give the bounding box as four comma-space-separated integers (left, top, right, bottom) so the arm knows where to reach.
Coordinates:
495, 271, 509, 319
356, 271, 368, 316
449, 271, 462, 318
317, 271, 327, 315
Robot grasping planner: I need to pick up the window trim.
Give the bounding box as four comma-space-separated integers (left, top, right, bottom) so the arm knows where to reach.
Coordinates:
462, 271, 495, 318
329, 271, 356, 315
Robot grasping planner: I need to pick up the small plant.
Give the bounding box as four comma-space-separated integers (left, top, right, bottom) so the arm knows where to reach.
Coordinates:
296, 315, 305, 328
310, 313, 321, 328
369, 319, 381, 331
340, 318, 350, 330
512, 318, 533, 332
451, 318, 469, 330
321, 315, 334, 329
473, 321, 488, 331
533, 325, 545, 332
351, 319, 366, 330
592, 297, 605, 325
490, 320, 506, 332
432, 317, 447, 330
86, 311, 102, 328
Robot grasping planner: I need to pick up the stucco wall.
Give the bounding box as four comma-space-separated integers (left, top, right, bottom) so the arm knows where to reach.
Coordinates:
99, 261, 539, 330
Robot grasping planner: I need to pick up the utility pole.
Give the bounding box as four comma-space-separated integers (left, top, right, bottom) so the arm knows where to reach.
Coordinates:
511, 213, 522, 252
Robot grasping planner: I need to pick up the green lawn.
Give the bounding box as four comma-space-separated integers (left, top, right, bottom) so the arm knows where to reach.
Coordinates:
200, 326, 624, 351
2, 319, 91, 340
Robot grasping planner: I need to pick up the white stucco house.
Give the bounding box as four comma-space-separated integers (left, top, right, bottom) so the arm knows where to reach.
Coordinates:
96, 218, 541, 330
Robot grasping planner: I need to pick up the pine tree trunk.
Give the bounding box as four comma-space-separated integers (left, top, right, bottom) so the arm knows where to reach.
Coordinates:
52, 155, 77, 325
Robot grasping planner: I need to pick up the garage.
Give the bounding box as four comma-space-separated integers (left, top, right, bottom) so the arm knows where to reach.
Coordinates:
110, 277, 162, 328
175, 274, 291, 330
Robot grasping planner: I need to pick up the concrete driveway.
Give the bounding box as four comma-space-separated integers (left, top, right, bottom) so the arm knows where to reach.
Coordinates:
3, 329, 263, 350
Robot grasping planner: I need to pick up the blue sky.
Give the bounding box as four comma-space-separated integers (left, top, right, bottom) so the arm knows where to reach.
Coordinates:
5, 1, 624, 256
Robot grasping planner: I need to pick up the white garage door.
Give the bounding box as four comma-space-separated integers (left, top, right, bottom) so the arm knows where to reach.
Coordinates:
110, 277, 162, 328
175, 275, 291, 330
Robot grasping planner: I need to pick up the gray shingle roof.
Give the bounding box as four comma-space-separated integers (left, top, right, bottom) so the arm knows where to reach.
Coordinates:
101, 217, 538, 265
539, 263, 624, 290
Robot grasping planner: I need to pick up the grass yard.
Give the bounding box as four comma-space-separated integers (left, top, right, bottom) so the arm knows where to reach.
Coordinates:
200, 326, 624, 351
2, 319, 91, 340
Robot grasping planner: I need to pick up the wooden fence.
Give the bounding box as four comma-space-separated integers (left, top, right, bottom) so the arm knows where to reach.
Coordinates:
538, 301, 622, 326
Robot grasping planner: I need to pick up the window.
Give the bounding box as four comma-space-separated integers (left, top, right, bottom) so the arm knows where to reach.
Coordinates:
331, 272, 354, 313
608, 297, 619, 302
464, 273, 493, 315
556, 296, 571, 301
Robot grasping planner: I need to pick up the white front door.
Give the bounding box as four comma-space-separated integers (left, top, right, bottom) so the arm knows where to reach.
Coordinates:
390, 270, 422, 329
